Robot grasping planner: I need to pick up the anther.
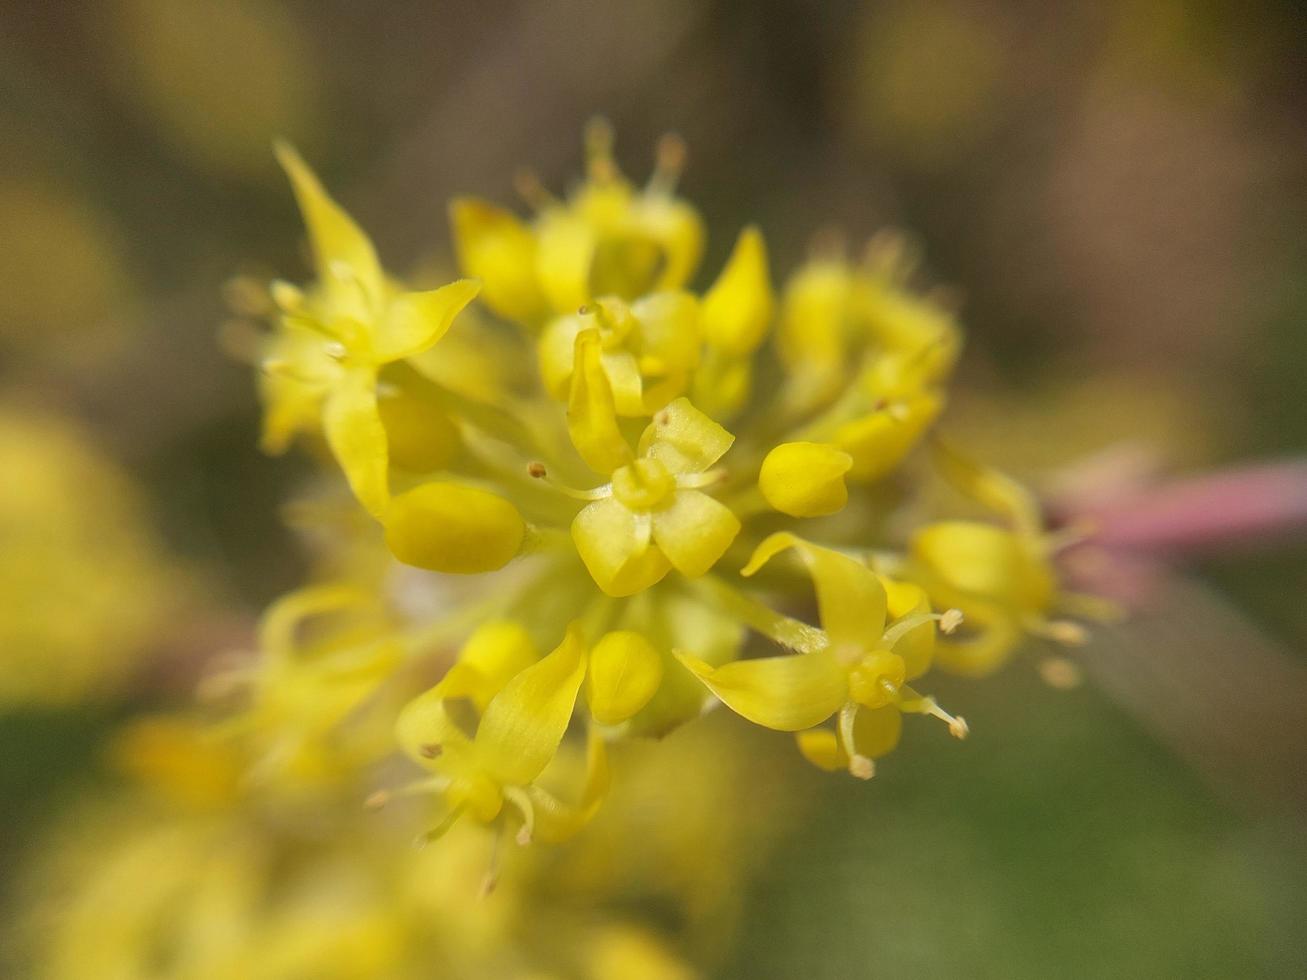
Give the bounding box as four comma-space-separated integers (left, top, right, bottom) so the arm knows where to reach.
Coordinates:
648, 133, 687, 194
527, 461, 548, 479
365, 790, 390, 810
1039, 656, 1083, 690
323, 340, 347, 359
513, 169, 555, 211
525, 463, 608, 501
849, 754, 876, 780
418, 743, 442, 759
939, 608, 964, 634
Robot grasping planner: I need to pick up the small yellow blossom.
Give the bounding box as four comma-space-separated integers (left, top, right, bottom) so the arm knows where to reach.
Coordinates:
570, 398, 741, 596
679, 533, 966, 778
261, 142, 479, 515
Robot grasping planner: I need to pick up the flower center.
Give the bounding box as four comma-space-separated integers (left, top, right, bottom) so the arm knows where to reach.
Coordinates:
611, 457, 675, 511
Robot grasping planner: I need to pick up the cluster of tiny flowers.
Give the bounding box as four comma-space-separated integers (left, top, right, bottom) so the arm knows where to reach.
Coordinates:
231, 121, 1101, 846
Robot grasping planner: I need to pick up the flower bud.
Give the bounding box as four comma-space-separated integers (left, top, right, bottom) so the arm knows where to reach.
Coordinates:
759, 442, 853, 517
385, 482, 525, 574
701, 226, 774, 356
586, 631, 663, 725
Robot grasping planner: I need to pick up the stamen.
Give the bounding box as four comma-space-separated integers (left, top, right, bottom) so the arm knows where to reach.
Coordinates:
675, 468, 728, 490
269, 280, 305, 312
323, 340, 347, 360
1038, 656, 1083, 690
480, 824, 505, 898
585, 117, 618, 181
365, 790, 390, 810
881, 609, 961, 649
647, 133, 687, 195
502, 786, 537, 846
1025, 617, 1089, 646
416, 802, 467, 847
889, 684, 970, 739
838, 703, 876, 780
526, 462, 610, 501
513, 169, 556, 211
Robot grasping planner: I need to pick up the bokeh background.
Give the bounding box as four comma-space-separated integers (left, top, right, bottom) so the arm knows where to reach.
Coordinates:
3, 1, 1306, 976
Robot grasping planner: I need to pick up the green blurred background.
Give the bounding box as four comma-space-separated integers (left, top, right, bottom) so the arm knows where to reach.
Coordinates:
2, 1, 1305, 976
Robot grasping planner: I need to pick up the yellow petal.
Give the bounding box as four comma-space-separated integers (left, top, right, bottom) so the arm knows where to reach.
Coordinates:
572, 497, 671, 597
700, 226, 774, 356
322, 368, 389, 517
448, 198, 546, 323
395, 682, 476, 769
452, 621, 539, 711
274, 141, 383, 306
257, 583, 372, 661
630, 291, 701, 378
795, 729, 845, 772
602, 348, 646, 416
586, 630, 664, 725
742, 532, 887, 654
373, 278, 480, 363
384, 482, 525, 574
535, 210, 595, 314
676, 648, 846, 731
778, 259, 852, 405
650, 489, 740, 577
527, 728, 610, 843
567, 329, 632, 474
933, 611, 1023, 678
475, 623, 587, 786
930, 437, 1042, 537
912, 520, 1054, 612
689, 347, 753, 421
759, 441, 853, 517
639, 396, 734, 474
834, 391, 942, 482
376, 377, 460, 473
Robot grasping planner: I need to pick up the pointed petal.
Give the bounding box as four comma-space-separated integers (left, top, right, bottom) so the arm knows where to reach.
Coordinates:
650, 490, 740, 577
675, 649, 846, 731
374, 278, 480, 362
450, 621, 539, 711
567, 330, 632, 474
701, 225, 774, 356
274, 141, 384, 303
639, 396, 734, 474
930, 437, 1043, 537
742, 532, 886, 654
475, 623, 587, 786
448, 197, 546, 323
572, 498, 670, 597
323, 369, 389, 517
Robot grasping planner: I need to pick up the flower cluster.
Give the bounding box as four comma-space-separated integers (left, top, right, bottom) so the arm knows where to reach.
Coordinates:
235, 121, 1101, 846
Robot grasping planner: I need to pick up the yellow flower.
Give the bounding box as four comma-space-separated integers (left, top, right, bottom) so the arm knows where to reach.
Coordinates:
909, 439, 1092, 676
396, 622, 607, 843
260, 142, 480, 515
539, 292, 701, 416
449, 120, 703, 327
678, 533, 966, 779
570, 397, 741, 597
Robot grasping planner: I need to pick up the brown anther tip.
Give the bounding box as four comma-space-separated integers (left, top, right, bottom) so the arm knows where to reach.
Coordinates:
577, 305, 591, 316
656, 133, 687, 170
478, 874, 498, 898
527, 462, 547, 479
418, 742, 443, 759
655, 410, 670, 426
365, 790, 390, 810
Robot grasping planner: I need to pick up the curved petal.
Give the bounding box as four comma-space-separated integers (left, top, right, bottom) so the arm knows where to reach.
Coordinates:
741, 532, 886, 654
275, 141, 384, 308
700, 226, 774, 356
675, 648, 846, 732
535, 210, 595, 314
650, 490, 740, 577
568, 330, 632, 475
374, 278, 480, 363
448, 197, 546, 323
323, 369, 389, 518
475, 623, 587, 786
572, 498, 671, 597
639, 396, 734, 474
